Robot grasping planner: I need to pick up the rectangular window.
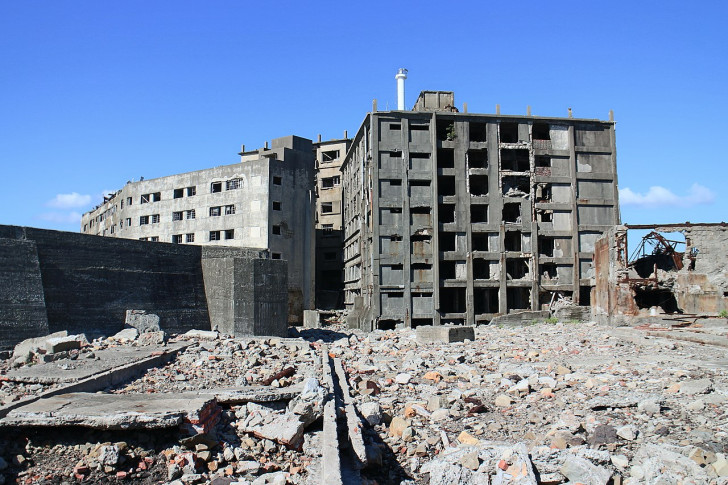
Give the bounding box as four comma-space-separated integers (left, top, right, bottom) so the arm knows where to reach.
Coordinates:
174, 188, 184, 199
141, 194, 150, 204
151, 214, 160, 224
172, 234, 183, 244
322, 176, 341, 189
272, 225, 281, 235
120, 200, 124, 209
152, 192, 161, 202
211, 182, 222, 193
119, 221, 123, 229
126, 197, 132, 206
225, 204, 235, 215
139, 215, 149, 225
273, 201, 281, 211
150, 236, 159, 242
126, 217, 131, 226
139, 237, 148, 241
272, 253, 282, 260
224, 229, 234, 240
210, 206, 221, 217
110, 225, 115, 234
321, 202, 333, 214
209, 231, 221, 241
187, 186, 196, 196
173, 211, 183, 221
322, 150, 339, 162
186, 233, 195, 243
186, 209, 196, 219
226, 178, 242, 190
273, 176, 282, 185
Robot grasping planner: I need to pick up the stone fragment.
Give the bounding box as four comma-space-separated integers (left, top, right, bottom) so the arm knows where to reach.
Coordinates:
560, 455, 611, 485
637, 398, 661, 415
360, 401, 382, 425
252, 471, 288, 485
713, 456, 728, 477
389, 417, 409, 437
616, 425, 638, 441
457, 431, 480, 446
588, 424, 618, 447
125, 310, 161, 333
459, 451, 480, 471
495, 394, 514, 407
184, 329, 219, 340
112, 328, 138, 341
45, 334, 87, 353
395, 373, 412, 384
678, 378, 713, 395
138, 330, 167, 346
494, 443, 538, 484
611, 454, 629, 469
431, 409, 450, 422
12, 331, 68, 361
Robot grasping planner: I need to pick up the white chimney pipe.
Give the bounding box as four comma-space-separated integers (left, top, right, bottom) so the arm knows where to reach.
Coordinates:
395, 68, 408, 110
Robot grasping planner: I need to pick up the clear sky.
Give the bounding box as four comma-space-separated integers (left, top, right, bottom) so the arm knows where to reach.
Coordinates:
1, 1, 726, 232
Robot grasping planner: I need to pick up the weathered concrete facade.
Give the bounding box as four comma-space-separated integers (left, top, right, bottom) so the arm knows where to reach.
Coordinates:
593, 223, 728, 325
0, 225, 288, 350
81, 135, 314, 324
342, 91, 620, 330
313, 136, 351, 309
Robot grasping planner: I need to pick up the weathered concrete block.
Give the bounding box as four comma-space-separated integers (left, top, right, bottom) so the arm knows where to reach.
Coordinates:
416, 325, 475, 344
45, 334, 87, 354
303, 310, 320, 329
12, 331, 67, 361
554, 306, 592, 322
490, 310, 550, 326
125, 310, 161, 333
138, 330, 167, 346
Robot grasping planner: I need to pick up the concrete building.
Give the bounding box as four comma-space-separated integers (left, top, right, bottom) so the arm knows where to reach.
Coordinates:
313, 135, 351, 309
81, 135, 315, 324
342, 91, 619, 331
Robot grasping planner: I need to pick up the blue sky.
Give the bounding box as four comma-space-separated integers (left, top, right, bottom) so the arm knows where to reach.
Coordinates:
1, 1, 726, 231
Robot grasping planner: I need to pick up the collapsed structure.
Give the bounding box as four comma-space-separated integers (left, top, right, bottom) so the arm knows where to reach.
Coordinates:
342, 91, 620, 330
593, 223, 728, 325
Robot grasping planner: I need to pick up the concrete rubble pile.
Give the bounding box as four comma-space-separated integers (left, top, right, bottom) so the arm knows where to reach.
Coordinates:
0, 317, 727, 484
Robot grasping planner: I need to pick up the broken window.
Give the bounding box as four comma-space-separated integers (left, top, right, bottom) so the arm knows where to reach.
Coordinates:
472, 232, 489, 251
439, 204, 455, 224
226, 178, 242, 190
535, 183, 552, 202
321, 150, 339, 162
469, 175, 488, 196
506, 287, 531, 310
187, 186, 196, 196
209, 231, 221, 241
540, 263, 557, 279
468, 150, 488, 169
389, 123, 401, 131
440, 287, 466, 313
411, 318, 433, 328
409, 179, 431, 198
272, 253, 282, 260
634, 288, 681, 313
411, 233, 432, 256
273, 176, 282, 185
410, 206, 431, 226
322, 176, 340, 189
409, 152, 431, 171
224, 205, 235, 215
502, 176, 530, 197
470, 122, 487, 142
537, 209, 553, 223
210, 206, 221, 217
186, 233, 194, 243
151, 214, 160, 224
579, 286, 591, 306
506, 259, 529, 279
503, 203, 521, 223
321, 202, 333, 214
436, 120, 456, 141
532, 122, 550, 141
504, 231, 522, 252
536, 156, 551, 167
174, 188, 184, 199
152, 192, 161, 202
186, 209, 195, 219
172, 211, 183, 221
500, 149, 530, 171
126, 197, 132, 206
470, 204, 488, 223
410, 122, 429, 131
440, 260, 456, 279
140, 194, 150, 204
473, 259, 490, 279
211, 182, 222, 193
437, 149, 455, 169
500, 122, 519, 143
224, 229, 234, 240
272, 225, 281, 235
172, 234, 183, 244
126, 217, 131, 226
273, 201, 281, 211
150, 236, 159, 242
474, 288, 499, 314
438, 175, 456, 196
439, 232, 456, 252
539, 236, 554, 257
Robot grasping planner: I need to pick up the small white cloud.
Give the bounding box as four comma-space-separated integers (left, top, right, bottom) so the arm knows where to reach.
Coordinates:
46, 192, 92, 209
620, 183, 715, 208
38, 211, 83, 224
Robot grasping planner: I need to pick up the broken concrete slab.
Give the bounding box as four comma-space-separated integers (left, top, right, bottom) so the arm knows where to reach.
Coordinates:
303, 310, 319, 328
183, 329, 219, 340
0, 392, 220, 431
125, 309, 161, 333
12, 331, 68, 361
45, 333, 87, 353
209, 385, 303, 405
111, 328, 138, 341
416, 325, 475, 344
490, 311, 550, 326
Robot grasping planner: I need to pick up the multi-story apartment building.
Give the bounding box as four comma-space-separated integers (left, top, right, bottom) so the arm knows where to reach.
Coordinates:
313, 135, 351, 309
342, 91, 619, 331
81, 135, 315, 324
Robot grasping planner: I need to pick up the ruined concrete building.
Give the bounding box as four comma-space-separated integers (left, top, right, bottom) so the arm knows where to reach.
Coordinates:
313, 135, 351, 309
81, 135, 315, 324
593, 223, 728, 325
342, 91, 620, 330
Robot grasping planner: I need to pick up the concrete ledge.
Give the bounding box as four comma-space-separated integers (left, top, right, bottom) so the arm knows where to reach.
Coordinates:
320, 346, 343, 485
490, 310, 550, 326
416, 325, 475, 344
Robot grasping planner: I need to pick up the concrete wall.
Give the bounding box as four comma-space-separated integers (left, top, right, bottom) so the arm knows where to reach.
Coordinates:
0, 225, 288, 349
0, 237, 49, 350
